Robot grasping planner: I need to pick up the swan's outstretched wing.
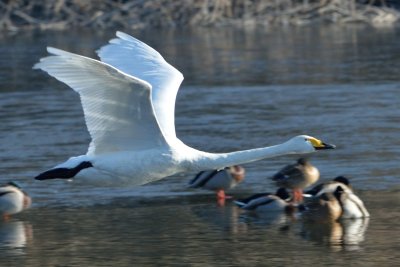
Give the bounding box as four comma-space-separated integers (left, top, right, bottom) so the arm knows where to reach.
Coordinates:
97, 31, 184, 141
34, 47, 167, 155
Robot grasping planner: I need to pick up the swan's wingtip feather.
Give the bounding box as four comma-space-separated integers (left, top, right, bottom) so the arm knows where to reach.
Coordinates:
32, 62, 41, 70
116, 31, 134, 41
33, 47, 72, 70
46, 47, 80, 59
47, 47, 65, 55
115, 31, 125, 37
97, 31, 135, 53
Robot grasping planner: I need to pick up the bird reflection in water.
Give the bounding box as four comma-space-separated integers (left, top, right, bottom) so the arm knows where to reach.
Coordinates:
190, 203, 249, 234
300, 218, 369, 251
0, 220, 33, 255
236, 208, 298, 234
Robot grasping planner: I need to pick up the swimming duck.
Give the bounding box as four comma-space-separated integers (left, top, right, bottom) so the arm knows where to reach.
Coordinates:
234, 188, 294, 212
302, 188, 343, 222
33, 31, 335, 186
271, 158, 319, 203
189, 165, 245, 201
304, 176, 369, 218
334, 186, 370, 219
302, 186, 369, 221
0, 182, 31, 220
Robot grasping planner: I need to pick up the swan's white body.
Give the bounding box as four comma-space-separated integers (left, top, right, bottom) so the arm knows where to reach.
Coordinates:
34, 32, 334, 186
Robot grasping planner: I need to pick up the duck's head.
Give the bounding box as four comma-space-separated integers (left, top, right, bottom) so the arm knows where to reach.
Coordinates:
285, 135, 336, 154
229, 165, 245, 183
333, 176, 350, 186
297, 157, 308, 166
333, 185, 345, 201
7, 181, 22, 189
276, 187, 291, 201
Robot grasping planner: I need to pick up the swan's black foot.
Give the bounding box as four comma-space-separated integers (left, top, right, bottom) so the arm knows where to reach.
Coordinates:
35, 161, 93, 180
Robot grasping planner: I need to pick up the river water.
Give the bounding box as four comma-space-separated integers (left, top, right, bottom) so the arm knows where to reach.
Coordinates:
0, 25, 399, 266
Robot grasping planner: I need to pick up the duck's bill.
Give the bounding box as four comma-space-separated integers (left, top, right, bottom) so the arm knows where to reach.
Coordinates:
315, 142, 336, 150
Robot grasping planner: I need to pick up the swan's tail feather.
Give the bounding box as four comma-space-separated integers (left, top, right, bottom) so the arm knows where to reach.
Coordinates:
35, 161, 93, 180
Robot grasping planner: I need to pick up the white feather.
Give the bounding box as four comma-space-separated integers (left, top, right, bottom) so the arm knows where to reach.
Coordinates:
340, 192, 370, 219
35, 47, 165, 155
97, 32, 183, 142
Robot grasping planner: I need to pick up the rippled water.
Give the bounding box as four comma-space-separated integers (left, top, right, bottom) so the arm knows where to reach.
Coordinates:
0, 25, 399, 266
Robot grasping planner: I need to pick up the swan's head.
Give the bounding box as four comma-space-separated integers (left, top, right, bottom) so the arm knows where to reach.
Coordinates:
286, 135, 336, 153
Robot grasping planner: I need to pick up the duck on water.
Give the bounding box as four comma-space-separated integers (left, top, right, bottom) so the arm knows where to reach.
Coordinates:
271, 158, 320, 204
0, 182, 31, 220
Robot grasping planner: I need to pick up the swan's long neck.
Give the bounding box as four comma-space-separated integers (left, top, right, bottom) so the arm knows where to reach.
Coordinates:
192, 143, 297, 171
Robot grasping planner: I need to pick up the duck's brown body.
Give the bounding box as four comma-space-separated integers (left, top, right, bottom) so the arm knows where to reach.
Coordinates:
272, 158, 319, 203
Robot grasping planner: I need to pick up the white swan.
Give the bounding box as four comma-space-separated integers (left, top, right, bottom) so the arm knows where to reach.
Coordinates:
34, 31, 335, 186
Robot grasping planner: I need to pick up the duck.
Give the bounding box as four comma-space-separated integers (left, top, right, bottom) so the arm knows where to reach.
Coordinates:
33, 31, 335, 186
234, 188, 296, 212
0, 182, 31, 220
271, 158, 320, 203
301, 188, 343, 222
334, 186, 370, 219
188, 165, 245, 201
304, 176, 369, 218
302, 186, 369, 221
304, 176, 352, 197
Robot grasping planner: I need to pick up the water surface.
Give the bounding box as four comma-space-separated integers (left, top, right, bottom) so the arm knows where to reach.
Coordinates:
0, 25, 399, 266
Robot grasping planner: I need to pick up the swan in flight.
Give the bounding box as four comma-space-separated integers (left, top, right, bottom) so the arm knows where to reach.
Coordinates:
34, 31, 335, 186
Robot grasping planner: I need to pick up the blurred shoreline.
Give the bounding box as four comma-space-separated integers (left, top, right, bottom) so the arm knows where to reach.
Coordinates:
1, 0, 400, 32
